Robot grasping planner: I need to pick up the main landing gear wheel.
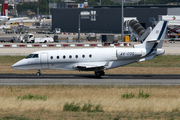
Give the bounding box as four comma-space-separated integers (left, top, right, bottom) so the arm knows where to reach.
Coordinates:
95, 71, 105, 77
36, 70, 41, 76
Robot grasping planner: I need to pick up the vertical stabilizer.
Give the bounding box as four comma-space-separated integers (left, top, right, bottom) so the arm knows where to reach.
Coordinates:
1, 0, 8, 16
134, 21, 168, 49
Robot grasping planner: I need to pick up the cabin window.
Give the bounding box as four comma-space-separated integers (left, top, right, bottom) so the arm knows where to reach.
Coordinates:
75, 55, 78, 58
63, 55, 66, 59
82, 55, 85, 58
89, 54, 92, 58
57, 56, 59, 59
69, 55, 72, 59
50, 56, 53, 59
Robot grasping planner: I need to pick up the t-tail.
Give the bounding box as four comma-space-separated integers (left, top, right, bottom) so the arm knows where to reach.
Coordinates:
1, 0, 8, 16
134, 21, 168, 61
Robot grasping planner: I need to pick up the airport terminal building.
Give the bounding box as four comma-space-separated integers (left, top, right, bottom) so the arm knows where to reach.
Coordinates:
52, 5, 180, 33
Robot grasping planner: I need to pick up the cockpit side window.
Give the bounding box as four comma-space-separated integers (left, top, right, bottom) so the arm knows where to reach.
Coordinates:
25, 54, 34, 59
32, 54, 38, 58
25, 54, 39, 59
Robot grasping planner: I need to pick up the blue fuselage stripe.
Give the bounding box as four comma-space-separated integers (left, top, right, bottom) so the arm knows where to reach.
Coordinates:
157, 21, 167, 40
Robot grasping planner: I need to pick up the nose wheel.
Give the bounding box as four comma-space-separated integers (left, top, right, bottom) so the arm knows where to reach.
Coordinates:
36, 70, 41, 76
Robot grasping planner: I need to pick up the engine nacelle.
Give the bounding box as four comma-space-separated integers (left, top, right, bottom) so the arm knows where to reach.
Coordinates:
116, 49, 144, 60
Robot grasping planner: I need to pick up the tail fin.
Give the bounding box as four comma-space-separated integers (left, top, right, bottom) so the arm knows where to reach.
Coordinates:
134, 21, 168, 49
1, 0, 8, 16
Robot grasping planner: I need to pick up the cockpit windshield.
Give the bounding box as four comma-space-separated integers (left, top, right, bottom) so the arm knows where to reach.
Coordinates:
26, 54, 39, 59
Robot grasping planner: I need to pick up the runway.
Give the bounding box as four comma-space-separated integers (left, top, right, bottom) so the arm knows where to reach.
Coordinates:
0, 74, 180, 86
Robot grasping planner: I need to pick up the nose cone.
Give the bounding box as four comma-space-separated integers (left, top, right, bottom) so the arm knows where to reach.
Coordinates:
11, 59, 28, 70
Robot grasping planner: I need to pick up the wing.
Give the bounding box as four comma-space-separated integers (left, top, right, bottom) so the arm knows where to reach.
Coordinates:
73, 62, 109, 71
6, 17, 29, 24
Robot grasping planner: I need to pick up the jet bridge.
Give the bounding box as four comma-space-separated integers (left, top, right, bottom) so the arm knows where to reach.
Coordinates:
124, 19, 152, 42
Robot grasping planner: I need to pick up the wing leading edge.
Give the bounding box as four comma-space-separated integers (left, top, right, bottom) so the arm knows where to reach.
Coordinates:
73, 62, 109, 71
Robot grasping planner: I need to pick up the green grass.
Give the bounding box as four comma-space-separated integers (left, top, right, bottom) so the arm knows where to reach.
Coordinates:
2, 114, 31, 120
63, 102, 81, 112
63, 101, 104, 112
121, 92, 135, 99
125, 55, 180, 67
18, 94, 47, 101
122, 90, 150, 99
0, 56, 25, 65
2, 111, 180, 120
138, 90, 151, 98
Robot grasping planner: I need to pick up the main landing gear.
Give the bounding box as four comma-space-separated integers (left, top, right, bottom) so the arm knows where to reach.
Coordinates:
95, 71, 105, 77
36, 70, 41, 76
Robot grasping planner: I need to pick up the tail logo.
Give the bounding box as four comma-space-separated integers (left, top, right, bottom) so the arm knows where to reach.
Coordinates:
173, 16, 176, 20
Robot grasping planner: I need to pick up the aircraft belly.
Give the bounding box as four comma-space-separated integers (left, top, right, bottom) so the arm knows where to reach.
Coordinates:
107, 60, 138, 69
48, 63, 75, 70
25, 64, 41, 70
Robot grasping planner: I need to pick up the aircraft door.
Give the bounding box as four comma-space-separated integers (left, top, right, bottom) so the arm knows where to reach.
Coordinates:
40, 53, 49, 69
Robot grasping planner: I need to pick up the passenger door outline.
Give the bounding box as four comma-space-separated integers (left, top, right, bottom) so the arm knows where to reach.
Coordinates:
40, 53, 49, 69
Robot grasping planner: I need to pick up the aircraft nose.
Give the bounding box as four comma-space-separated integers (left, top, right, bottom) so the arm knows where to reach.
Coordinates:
11, 63, 19, 69
11, 59, 28, 70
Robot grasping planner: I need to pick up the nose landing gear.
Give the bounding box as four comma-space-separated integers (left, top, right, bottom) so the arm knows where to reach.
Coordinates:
36, 70, 41, 76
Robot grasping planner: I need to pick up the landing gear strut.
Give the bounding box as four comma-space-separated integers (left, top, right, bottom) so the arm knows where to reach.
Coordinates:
95, 71, 105, 77
36, 70, 41, 76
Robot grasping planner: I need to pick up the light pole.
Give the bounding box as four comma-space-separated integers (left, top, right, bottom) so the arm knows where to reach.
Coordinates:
78, 14, 81, 40
37, 0, 39, 19
49, 0, 50, 16
121, 0, 124, 40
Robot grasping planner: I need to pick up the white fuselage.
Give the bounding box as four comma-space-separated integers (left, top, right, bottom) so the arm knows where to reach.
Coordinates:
11, 47, 164, 71
0, 16, 10, 25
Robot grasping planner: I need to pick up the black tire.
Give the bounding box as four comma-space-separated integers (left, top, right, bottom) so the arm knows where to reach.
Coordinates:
100, 71, 105, 75
36, 72, 41, 76
95, 72, 101, 77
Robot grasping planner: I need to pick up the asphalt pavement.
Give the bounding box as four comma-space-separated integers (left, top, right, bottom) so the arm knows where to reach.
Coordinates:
0, 74, 180, 86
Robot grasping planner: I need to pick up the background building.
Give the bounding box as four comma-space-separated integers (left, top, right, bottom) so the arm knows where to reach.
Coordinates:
52, 5, 180, 33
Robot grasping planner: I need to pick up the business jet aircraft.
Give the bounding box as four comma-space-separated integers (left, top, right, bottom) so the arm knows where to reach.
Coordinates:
0, 0, 10, 25
0, 0, 29, 25
12, 21, 168, 77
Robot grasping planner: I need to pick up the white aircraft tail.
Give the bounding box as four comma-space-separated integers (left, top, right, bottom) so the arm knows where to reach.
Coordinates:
134, 21, 168, 49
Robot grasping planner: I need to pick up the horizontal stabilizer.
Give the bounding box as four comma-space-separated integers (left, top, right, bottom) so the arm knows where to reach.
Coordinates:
147, 40, 160, 43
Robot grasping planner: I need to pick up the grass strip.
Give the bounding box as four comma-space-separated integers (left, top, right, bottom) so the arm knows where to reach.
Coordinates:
18, 94, 47, 101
